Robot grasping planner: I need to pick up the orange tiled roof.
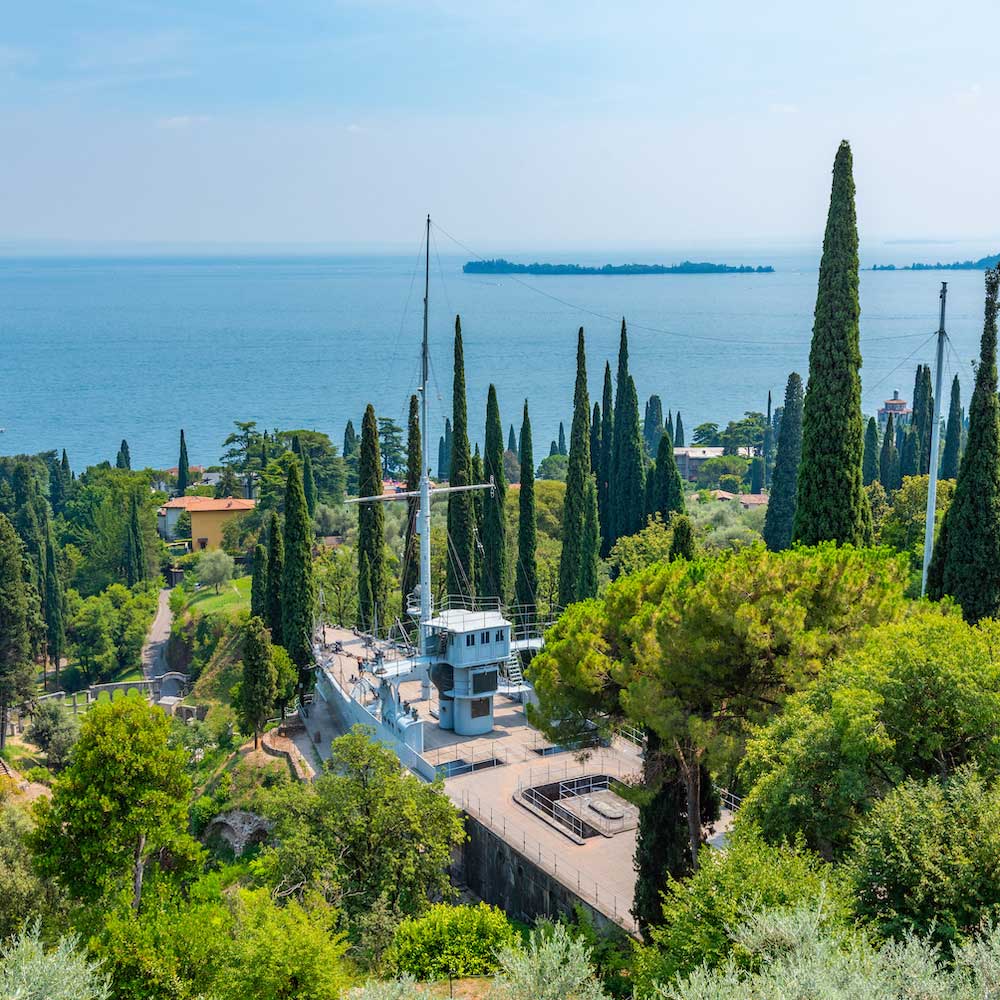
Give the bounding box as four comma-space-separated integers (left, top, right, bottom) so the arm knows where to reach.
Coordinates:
160, 496, 255, 511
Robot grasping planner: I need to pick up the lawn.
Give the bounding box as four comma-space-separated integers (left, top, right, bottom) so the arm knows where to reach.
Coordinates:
185, 576, 252, 617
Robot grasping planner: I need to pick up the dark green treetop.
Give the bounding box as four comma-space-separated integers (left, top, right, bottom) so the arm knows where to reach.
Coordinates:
515, 401, 538, 621
941, 374, 962, 479
358, 403, 386, 629
446, 317, 475, 597
482, 384, 508, 600
762, 372, 804, 551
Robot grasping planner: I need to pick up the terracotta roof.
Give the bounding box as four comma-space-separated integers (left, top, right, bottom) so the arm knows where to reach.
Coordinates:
739, 494, 769, 506
160, 496, 256, 511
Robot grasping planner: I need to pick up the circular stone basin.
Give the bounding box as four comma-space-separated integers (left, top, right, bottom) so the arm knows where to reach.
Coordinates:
588, 799, 625, 820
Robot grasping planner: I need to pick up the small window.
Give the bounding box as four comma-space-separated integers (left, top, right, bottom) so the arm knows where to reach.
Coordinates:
465, 634, 475, 647
470, 698, 490, 719
481, 631, 490, 644
495, 630, 504, 643
448, 633, 455, 645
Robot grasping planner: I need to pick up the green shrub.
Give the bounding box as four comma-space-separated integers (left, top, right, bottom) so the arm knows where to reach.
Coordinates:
389, 903, 517, 980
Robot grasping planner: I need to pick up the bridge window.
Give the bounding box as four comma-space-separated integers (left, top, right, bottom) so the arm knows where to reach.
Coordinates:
465, 634, 475, 647
495, 630, 504, 643
481, 631, 490, 644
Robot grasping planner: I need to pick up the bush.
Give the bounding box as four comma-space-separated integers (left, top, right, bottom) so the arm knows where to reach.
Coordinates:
492, 922, 608, 1000
348, 976, 434, 1000
0, 922, 111, 1000
26, 701, 79, 770
847, 767, 1000, 947
389, 903, 517, 980
632, 830, 849, 992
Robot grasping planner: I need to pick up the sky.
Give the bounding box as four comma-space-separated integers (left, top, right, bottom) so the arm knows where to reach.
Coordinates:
2, 1, 1000, 250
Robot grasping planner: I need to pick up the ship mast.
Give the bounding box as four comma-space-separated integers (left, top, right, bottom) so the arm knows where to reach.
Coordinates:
418, 216, 433, 692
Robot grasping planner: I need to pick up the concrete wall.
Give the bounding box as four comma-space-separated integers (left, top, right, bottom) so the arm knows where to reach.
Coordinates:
454, 814, 622, 935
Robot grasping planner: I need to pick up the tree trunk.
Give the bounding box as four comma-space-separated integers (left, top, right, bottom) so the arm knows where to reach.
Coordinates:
132, 832, 147, 912
0, 701, 7, 751
675, 738, 703, 870
254, 728, 260, 751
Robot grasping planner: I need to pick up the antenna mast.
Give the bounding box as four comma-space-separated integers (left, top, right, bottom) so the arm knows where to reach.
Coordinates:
419, 216, 433, 691
921, 281, 948, 596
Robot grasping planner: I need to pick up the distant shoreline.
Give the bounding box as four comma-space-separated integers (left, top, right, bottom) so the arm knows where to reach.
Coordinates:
871, 252, 1000, 272
463, 258, 775, 276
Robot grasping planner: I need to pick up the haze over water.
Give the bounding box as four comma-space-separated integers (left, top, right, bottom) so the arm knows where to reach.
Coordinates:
1, 243, 991, 471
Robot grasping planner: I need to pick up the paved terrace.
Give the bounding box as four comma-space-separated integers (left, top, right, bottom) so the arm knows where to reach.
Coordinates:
306, 625, 646, 933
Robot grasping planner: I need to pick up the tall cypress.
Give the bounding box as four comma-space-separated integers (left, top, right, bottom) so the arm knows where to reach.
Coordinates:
653, 432, 684, 520
793, 141, 872, 546
122, 493, 146, 587
559, 329, 592, 607
482, 385, 508, 600
578, 476, 599, 600
358, 403, 386, 630
750, 457, 764, 493
446, 317, 475, 597
558, 422, 567, 457
928, 268, 1000, 622
437, 436, 446, 480
598, 361, 614, 556
665, 412, 674, 448
116, 439, 131, 470
265, 511, 284, 645
343, 420, 358, 459
515, 401, 538, 620
281, 461, 315, 675
941, 375, 962, 479
918, 365, 934, 475
43, 528, 63, 686
471, 445, 485, 595
508, 424, 517, 454
643, 395, 664, 456
763, 394, 773, 487
251, 543, 268, 620
443, 419, 453, 480
762, 372, 804, 552
644, 464, 657, 520
302, 452, 316, 516
176, 430, 190, 496
669, 514, 695, 561
402, 394, 421, 612
590, 402, 602, 476
0, 513, 33, 750
879, 412, 901, 492
899, 427, 919, 480
674, 412, 685, 448
863, 417, 880, 485
50, 450, 70, 515
612, 374, 646, 543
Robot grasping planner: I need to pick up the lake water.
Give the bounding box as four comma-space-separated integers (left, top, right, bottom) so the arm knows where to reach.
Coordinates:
0, 247, 991, 471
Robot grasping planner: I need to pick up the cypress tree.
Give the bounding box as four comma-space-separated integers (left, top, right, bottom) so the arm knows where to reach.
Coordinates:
643, 395, 664, 456
471, 444, 484, 595
482, 385, 508, 600
674, 411, 685, 447
116, 439, 131, 470
665, 411, 674, 447
236, 616, 277, 750
941, 375, 962, 479
265, 510, 284, 644
515, 401, 538, 620
612, 374, 646, 543
668, 514, 695, 561
302, 451, 316, 515
793, 141, 872, 546
50, 450, 69, 515
558, 329, 592, 607
291, 434, 302, 457
644, 463, 657, 520
558, 421, 567, 456
863, 417, 880, 485
919, 364, 934, 474
598, 362, 614, 556
437, 435, 446, 480
446, 317, 475, 597
654, 432, 685, 520
250, 543, 268, 619
549, 441, 559, 457
578, 476, 599, 600
358, 403, 386, 629
928, 268, 1000, 622
343, 420, 358, 458
508, 424, 517, 454
749, 457, 764, 493
12, 466, 44, 592
43, 528, 63, 687
176, 430, 190, 495
879, 412, 901, 493
281, 461, 315, 674
122, 492, 146, 587
443, 419, 453, 480
590, 402, 601, 476
899, 427, 919, 480
402, 394, 421, 612
762, 372, 804, 552
0, 513, 33, 750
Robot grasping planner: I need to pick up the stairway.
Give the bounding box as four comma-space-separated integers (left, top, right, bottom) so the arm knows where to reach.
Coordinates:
504, 651, 524, 686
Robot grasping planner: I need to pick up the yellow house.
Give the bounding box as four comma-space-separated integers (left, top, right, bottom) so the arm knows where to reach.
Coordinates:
159, 496, 255, 551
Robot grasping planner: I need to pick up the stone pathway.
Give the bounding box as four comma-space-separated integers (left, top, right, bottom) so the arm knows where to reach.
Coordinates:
142, 589, 173, 682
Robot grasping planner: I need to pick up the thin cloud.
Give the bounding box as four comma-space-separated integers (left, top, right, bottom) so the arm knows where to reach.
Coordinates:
156, 115, 211, 129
